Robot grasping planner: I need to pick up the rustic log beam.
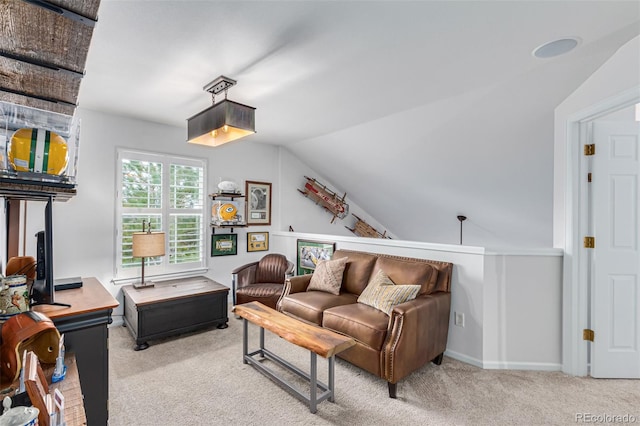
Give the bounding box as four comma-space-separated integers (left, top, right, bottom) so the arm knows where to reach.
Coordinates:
21, 0, 97, 27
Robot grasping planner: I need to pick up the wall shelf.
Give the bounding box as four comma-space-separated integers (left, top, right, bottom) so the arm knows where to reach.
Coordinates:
209, 192, 246, 233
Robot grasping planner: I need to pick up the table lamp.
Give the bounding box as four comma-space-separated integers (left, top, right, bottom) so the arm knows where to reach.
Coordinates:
132, 221, 165, 289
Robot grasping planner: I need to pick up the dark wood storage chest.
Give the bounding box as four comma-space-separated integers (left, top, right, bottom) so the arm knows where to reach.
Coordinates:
122, 276, 229, 350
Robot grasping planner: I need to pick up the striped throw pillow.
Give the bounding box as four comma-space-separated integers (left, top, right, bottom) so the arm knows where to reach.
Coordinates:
357, 269, 420, 315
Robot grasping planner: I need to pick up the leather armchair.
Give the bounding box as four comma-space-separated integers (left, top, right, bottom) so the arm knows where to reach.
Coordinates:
232, 253, 294, 310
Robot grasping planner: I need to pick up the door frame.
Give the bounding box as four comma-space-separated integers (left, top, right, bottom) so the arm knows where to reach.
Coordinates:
562, 87, 640, 376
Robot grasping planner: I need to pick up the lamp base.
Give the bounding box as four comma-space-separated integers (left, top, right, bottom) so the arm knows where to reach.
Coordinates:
133, 281, 155, 289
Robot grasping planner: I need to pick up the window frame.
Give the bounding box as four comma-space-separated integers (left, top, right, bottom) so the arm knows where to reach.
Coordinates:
114, 148, 207, 282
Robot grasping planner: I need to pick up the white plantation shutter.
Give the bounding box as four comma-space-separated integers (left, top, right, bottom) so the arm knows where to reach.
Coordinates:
115, 149, 206, 280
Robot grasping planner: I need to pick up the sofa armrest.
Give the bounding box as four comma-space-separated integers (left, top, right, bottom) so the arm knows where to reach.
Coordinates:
287, 274, 312, 294
276, 274, 312, 311
383, 291, 451, 383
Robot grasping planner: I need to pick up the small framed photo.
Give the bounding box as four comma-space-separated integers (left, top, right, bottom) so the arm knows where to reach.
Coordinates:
246, 181, 272, 226
211, 233, 238, 256
296, 239, 336, 275
247, 232, 269, 252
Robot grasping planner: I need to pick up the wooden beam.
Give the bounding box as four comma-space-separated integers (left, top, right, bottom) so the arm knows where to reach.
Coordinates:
6, 199, 21, 259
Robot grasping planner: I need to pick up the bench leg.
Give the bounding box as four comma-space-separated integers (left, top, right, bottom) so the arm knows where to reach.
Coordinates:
310, 352, 317, 413
259, 327, 265, 358
328, 355, 335, 402
242, 319, 248, 364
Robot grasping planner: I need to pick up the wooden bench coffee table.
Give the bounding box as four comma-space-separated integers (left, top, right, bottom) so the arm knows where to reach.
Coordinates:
233, 301, 355, 413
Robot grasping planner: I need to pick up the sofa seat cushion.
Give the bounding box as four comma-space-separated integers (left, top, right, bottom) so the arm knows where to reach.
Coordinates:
280, 291, 357, 325
323, 303, 389, 351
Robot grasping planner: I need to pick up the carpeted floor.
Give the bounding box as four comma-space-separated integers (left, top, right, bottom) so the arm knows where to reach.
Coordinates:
108, 312, 639, 425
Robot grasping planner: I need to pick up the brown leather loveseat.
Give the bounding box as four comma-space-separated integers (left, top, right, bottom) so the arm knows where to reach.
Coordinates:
277, 249, 452, 398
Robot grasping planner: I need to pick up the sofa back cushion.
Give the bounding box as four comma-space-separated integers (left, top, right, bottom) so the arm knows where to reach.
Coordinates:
332, 250, 377, 295
373, 256, 438, 295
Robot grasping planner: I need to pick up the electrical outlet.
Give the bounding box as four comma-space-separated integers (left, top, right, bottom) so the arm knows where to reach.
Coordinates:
454, 312, 465, 327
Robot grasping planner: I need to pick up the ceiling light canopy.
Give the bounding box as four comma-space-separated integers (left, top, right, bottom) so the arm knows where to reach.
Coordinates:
187, 76, 256, 147
532, 37, 580, 59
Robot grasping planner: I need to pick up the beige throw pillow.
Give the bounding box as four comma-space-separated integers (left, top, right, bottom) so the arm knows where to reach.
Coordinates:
358, 269, 421, 315
307, 257, 348, 295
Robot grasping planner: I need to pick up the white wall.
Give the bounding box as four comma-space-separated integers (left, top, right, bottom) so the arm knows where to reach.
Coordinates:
482, 253, 563, 369
272, 231, 563, 369
277, 147, 395, 238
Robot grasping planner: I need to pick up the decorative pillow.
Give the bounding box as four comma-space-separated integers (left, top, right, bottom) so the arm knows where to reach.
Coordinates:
307, 257, 348, 295
357, 269, 421, 315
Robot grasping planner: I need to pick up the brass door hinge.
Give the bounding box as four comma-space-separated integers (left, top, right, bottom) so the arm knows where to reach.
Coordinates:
587, 172, 592, 183
584, 236, 595, 248
583, 329, 594, 342
584, 144, 595, 156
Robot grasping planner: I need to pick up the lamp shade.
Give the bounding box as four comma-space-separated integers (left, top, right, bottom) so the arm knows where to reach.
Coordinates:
132, 232, 165, 258
187, 99, 256, 147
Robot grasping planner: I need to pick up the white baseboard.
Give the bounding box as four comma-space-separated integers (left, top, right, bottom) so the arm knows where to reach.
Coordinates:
444, 349, 483, 368
481, 360, 562, 371
445, 349, 561, 371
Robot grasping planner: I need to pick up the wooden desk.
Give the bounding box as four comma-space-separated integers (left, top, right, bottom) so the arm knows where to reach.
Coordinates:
122, 276, 229, 350
33, 277, 118, 426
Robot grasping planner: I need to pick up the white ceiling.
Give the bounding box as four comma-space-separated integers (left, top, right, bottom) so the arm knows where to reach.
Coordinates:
78, 1, 640, 247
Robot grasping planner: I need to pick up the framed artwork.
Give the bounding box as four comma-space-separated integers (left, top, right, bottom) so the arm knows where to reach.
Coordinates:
246, 181, 272, 226
211, 233, 238, 256
247, 232, 269, 252
296, 239, 336, 275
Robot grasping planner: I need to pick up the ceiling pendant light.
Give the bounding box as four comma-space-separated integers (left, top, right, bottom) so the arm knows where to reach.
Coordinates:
187, 76, 256, 147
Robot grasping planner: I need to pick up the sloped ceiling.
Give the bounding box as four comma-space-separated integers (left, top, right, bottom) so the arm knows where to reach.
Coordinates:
71, 1, 640, 246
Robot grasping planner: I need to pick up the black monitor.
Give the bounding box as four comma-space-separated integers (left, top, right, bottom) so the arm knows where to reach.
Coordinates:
29, 197, 69, 308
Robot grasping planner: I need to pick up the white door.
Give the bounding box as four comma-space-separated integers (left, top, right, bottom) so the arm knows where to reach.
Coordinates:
591, 121, 640, 378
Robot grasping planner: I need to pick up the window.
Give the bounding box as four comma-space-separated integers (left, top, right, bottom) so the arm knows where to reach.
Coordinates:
115, 149, 206, 280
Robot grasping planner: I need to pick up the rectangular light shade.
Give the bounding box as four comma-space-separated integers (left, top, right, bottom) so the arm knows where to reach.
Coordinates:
132, 232, 165, 258
187, 99, 256, 147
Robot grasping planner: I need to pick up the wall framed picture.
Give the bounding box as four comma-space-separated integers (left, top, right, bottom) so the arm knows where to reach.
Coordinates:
211, 233, 238, 256
246, 181, 272, 226
296, 239, 336, 275
247, 232, 269, 252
